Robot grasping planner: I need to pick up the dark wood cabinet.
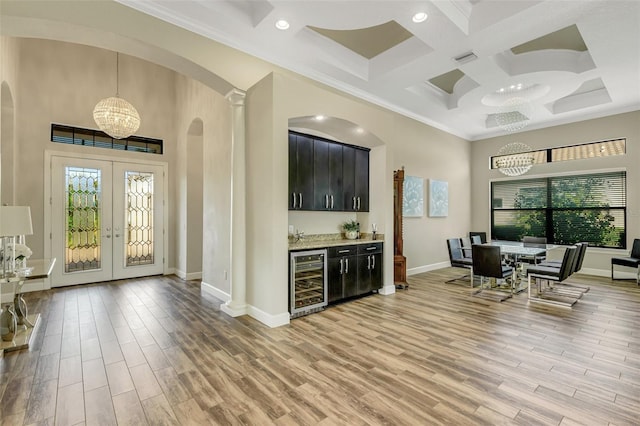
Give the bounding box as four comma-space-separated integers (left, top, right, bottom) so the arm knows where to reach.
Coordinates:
289, 131, 369, 212
313, 140, 343, 210
342, 146, 369, 212
354, 148, 369, 212
357, 243, 383, 294
288, 133, 314, 210
327, 246, 358, 302
327, 243, 383, 303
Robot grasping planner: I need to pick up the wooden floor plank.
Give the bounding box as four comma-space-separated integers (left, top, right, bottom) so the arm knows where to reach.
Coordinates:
1, 271, 638, 425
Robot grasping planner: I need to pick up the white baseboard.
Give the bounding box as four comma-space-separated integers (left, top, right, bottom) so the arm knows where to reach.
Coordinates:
378, 284, 396, 295
201, 281, 230, 303
174, 268, 186, 279
247, 305, 290, 328
408, 261, 451, 276
165, 267, 176, 276
583, 267, 637, 280
184, 271, 202, 281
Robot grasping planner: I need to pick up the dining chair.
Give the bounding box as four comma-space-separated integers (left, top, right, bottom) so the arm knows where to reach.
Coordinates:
446, 238, 473, 285
539, 242, 590, 295
611, 238, 640, 285
526, 245, 578, 307
469, 232, 487, 244
522, 236, 547, 264
471, 244, 514, 301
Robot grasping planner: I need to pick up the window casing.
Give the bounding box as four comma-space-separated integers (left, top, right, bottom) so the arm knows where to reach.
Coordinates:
491, 171, 627, 249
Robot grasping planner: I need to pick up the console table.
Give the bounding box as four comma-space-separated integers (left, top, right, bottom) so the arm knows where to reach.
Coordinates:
1, 258, 55, 355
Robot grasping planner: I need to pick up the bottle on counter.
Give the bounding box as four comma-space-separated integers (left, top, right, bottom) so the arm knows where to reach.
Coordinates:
356, 222, 360, 239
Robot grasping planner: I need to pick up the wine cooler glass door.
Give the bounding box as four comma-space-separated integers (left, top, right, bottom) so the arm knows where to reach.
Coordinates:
290, 249, 327, 316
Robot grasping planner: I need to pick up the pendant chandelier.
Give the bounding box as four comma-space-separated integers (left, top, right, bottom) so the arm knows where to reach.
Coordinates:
495, 142, 535, 176
93, 52, 140, 139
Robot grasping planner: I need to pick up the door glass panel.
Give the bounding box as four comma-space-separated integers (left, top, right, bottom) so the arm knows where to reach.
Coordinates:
65, 167, 102, 272
126, 171, 154, 266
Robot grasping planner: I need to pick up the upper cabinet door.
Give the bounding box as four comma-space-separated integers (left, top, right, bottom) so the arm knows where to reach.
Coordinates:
354, 148, 369, 212
313, 139, 344, 210
288, 133, 314, 210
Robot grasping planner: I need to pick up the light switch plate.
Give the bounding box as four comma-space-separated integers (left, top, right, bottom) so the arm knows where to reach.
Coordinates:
288, 225, 294, 234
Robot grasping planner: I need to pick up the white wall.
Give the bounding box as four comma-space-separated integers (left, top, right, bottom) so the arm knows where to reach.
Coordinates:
174, 74, 232, 293
470, 111, 640, 276
1, 36, 20, 206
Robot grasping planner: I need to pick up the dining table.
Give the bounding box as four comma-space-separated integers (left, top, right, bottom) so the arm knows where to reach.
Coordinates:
485, 241, 558, 292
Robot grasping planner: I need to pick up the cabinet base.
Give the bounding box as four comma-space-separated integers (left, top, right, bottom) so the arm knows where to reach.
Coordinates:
0, 313, 40, 357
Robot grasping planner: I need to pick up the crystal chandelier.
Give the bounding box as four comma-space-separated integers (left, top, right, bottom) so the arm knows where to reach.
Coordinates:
93, 52, 140, 139
495, 97, 532, 132
495, 142, 535, 176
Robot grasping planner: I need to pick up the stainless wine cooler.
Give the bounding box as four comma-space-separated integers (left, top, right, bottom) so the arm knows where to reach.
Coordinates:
289, 249, 328, 318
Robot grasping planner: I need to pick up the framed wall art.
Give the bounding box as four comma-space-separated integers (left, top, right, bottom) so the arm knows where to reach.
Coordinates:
429, 179, 448, 217
402, 175, 424, 217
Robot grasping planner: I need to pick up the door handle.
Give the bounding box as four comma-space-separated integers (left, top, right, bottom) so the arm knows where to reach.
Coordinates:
325, 194, 329, 209
299, 193, 303, 208
330, 195, 334, 209
292, 192, 297, 208
372, 255, 375, 269
339, 258, 343, 274
345, 259, 349, 273
367, 255, 371, 269
352, 197, 356, 210
357, 197, 361, 210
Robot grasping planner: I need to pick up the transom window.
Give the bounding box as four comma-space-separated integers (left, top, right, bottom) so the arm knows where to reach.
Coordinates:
491, 171, 627, 249
491, 138, 626, 170
51, 124, 163, 154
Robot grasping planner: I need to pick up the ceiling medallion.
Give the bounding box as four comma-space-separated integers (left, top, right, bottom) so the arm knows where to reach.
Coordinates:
495, 97, 532, 132
495, 142, 535, 176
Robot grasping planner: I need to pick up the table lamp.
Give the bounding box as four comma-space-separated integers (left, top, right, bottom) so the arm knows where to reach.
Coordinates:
0, 206, 34, 277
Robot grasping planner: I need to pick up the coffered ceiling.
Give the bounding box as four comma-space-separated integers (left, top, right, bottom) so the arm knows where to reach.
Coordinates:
117, 0, 640, 140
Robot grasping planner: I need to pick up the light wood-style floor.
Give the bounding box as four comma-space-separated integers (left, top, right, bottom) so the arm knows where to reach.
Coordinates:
1, 269, 639, 425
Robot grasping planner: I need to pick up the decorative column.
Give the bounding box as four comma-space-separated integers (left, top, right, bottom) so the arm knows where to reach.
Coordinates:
221, 88, 248, 317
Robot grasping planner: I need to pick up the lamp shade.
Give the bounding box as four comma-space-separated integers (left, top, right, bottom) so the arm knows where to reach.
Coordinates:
0, 206, 33, 237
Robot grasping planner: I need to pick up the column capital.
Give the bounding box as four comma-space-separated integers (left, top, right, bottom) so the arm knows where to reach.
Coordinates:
225, 88, 246, 106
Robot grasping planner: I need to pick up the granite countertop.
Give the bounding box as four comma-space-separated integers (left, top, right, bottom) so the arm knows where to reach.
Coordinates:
288, 233, 384, 250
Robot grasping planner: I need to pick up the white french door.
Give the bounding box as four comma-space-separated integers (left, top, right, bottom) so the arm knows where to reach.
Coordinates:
51, 156, 164, 287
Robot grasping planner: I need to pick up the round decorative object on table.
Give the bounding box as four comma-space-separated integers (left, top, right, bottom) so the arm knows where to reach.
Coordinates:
1, 304, 18, 342
345, 230, 358, 240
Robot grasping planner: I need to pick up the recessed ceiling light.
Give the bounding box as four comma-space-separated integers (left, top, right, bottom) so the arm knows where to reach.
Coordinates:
275, 19, 290, 30
314, 115, 325, 121
355, 127, 364, 134
412, 12, 428, 23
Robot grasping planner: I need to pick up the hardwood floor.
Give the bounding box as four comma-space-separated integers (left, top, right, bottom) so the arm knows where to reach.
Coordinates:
1, 270, 639, 425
